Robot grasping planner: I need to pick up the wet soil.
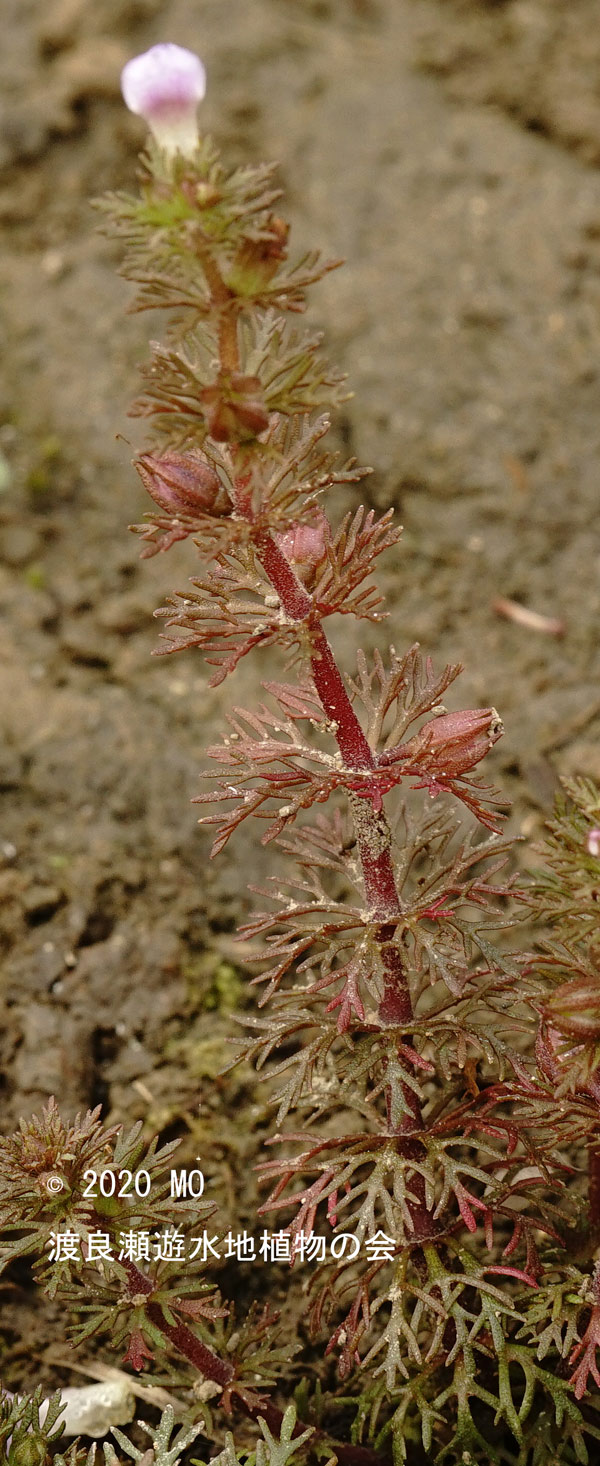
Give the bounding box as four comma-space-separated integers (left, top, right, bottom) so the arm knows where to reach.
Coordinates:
0, 0, 599, 1401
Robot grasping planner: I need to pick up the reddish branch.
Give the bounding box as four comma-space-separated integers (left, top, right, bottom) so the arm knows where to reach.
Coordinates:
252, 524, 413, 1029
196, 234, 414, 1029
252, 524, 430, 1245
124, 1259, 390, 1466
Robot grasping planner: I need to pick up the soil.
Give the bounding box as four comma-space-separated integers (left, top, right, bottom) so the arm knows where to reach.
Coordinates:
0, 0, 599, 1417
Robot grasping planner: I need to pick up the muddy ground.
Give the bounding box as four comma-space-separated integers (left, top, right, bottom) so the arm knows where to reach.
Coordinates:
0, 0, 599, 1404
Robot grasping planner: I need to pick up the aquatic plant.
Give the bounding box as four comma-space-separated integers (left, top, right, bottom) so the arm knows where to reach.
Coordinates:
2, 42, 600, 1466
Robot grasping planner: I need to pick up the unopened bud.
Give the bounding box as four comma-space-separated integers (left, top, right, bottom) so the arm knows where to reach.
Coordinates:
195, 181, 223, 209
201, 373, 269, 442
225, 218, 290, 296
543, 977, 600, 1042
421, 708, 504, 774
382, 707, 503, 776
276, 512, 330, 576
121, 44, 206, 157
587, 828, 600, 858
134, 451, 227, 517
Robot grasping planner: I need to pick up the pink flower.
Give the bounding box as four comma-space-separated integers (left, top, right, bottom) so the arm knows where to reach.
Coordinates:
121, 44, 206, 157
587, 827, 600, 858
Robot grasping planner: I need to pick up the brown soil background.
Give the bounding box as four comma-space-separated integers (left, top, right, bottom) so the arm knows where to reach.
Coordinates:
0, 0, 599, 1401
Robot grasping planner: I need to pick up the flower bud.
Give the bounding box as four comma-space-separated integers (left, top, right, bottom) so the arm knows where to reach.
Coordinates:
543, 977, 600, 1042
587, 828, 600, 858
382, 707, 503, 776
225, 218, 290, 296
121, 44, 206, 157
133, 451, 227, 516
276, 512, 330, 576
422, 708, 504, 774
200, 373, 269, 442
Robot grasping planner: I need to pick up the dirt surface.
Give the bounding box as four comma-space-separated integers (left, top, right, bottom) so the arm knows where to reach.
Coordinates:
1, 0, 599, 1394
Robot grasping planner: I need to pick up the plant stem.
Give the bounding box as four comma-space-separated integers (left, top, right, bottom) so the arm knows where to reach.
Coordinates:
194, 234, 240, 373
123, 1260, 390, 1466
253, 525, 413, 1026
124, 1258, 233, 1386
205, 245, 421, 1133
197, 243, 409, 973
198, 245, 410, 1002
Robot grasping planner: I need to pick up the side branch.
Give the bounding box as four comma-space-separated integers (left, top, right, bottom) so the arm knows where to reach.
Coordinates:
123, 1260, 390, 1466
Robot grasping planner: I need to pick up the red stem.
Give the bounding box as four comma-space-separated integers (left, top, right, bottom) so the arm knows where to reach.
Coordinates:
201, 249, 427, 1245
198, 248, 403, 941
252, 531, 430, 1239
203, 249, 411, 1018
123, 1260, 389, 1466
124, 1258, 233, 1386
254, 527, 413, 1025
255, 530, 373, 768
